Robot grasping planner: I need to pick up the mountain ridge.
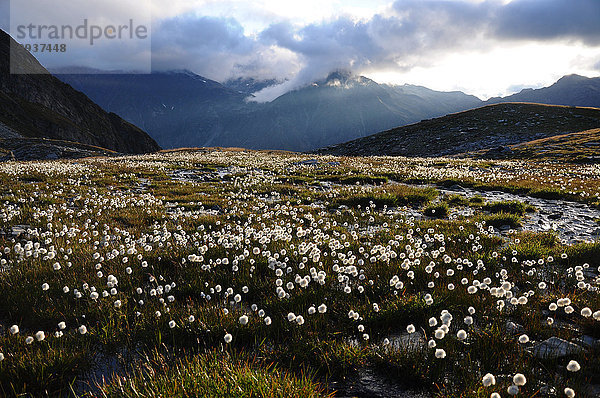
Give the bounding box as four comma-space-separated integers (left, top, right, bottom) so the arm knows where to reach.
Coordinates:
0, 30, 161, 155
55, 69, 482, 151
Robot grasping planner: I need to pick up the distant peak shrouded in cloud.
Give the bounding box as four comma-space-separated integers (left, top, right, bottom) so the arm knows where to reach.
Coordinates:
201, 0, 600, 102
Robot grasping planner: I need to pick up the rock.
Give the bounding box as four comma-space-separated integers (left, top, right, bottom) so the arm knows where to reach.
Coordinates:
11, 225, 30, 236
485, 145, 514, 158
548, 212, 562, 220
529, 337, 584, 359
298, 159, 319, 166
506, 321, 525, 335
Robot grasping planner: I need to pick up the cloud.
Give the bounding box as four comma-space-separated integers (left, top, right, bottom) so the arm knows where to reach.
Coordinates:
0, 0, 8, 32
151, 14, 299, 81
3, 0, 599, 99
493, 0, 600, 45
250, 0, 600, 101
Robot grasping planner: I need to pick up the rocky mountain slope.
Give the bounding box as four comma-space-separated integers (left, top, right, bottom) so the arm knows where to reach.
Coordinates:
316, 103, 600, 157
55, 70, 481, 151
487, 75, 600, 108
0, 30, 160, 155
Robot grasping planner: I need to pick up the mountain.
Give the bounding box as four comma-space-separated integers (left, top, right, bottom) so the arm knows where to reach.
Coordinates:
0, 30, 160, 155
55, 70, 482, 151
487, 74, 600, 108
54, 70, 248, 149
316, 103, 600, 157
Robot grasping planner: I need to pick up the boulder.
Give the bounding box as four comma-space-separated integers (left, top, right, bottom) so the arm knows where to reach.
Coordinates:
529, 336, 584, 359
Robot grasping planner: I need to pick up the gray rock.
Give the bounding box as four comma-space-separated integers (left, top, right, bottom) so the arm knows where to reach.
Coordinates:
506, 321, 525, 335
529, 337, 584, 359
11, 225, 30, 236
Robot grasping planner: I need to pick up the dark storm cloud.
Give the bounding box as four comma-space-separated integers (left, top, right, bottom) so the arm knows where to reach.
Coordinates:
151, 15, 257, 76
154, 15, 253, 54
0, 0, 9, 32
493, 0, 600, 45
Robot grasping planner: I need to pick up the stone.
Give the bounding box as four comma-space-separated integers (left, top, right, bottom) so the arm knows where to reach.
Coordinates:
506, 321, 525, 335
529, 337, 584, 359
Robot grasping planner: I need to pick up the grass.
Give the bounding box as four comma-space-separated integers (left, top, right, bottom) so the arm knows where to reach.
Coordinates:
0, 150, 598, 398
424, 203, 449, 218
333, 184, 438, 208
482, 200, 536, 215
98, 350, 327, 398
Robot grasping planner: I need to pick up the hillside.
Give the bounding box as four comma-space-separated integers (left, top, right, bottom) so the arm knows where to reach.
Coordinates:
316, 103, 600, 157
0, 30, 160, 155
470, 128, 600, 162
55, 70, 482, 151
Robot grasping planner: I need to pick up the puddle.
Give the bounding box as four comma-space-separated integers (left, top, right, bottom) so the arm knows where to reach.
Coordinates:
329, 368, 432, 398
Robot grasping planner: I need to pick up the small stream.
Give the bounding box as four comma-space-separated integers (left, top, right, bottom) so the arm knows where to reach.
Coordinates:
439, 185, 600, 244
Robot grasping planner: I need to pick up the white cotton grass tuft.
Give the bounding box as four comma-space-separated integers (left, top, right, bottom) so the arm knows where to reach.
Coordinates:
224, 333, 232, 343
78, 325, 87, 334
566, 360, 580, 372
507, 385, 520, 395
518, 334, 530, 344
239, 315, 249, 325
580, 307, 592, 317
457, 329, 467, 341
513, 373, 526, 386
482, 373, 496, 387
406, 324, 416, 334
564, 387, 575, 397
434, 348, 446, 358
434, 328, 446, 339
35, 331, 45, 341
10, 325, 19, 334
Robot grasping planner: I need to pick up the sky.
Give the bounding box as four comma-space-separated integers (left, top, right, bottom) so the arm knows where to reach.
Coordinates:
2, 0, 600, 100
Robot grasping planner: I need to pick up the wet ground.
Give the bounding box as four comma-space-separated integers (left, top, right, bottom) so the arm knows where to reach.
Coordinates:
439, 185, 600, 244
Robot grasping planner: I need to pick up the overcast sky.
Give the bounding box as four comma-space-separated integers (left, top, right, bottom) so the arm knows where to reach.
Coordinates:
2, 0, 600, 100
